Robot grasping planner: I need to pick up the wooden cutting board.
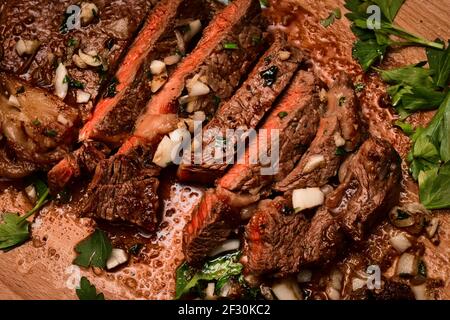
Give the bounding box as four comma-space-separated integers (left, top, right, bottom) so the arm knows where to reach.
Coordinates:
0, 0, 449, 300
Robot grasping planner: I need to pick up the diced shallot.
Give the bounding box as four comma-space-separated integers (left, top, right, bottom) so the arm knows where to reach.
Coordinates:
292, 188, 324, 212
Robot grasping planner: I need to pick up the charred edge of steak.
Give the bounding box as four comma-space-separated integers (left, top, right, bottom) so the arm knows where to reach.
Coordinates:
274, 73, 364, 192
242, 197, 310, 277
91, 0, 223, 146
218, 70, 323, 196
327, 136, 402, 242
47, 141, 110, 193
177, 33, 305, 184
183, 189, 241, 265
81, 146, 161, 231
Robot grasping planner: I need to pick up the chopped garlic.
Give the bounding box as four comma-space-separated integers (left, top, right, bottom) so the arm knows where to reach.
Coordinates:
15, 39, 40, 56
54, 63, 69, 99
164, 54, 181, 66
333, 132, 346, 147
76, 90, 91, 103
80, 2, 99, 25
78, 49, 102, 67
150, 60, 166, 75
106, 248, 128, 270
292, 188, 324, 212
8, 95, 20, 107
278, 51, 291, 60
303, 154, 325, 173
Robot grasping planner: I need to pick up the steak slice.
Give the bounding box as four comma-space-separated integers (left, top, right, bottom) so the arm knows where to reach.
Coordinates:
82, 146, 161, 231
0, 0, 155, 121
242, 197, 309, 277
242, 200, 344, 277
47, 141, 110, 191
177, 34, 305, 184
79, 0, 221, 146
183, 189, 240, 264
274, 74, 363, 192
81, 0, 267, 228
218, 70, 322, 196
327, 137, 402, 242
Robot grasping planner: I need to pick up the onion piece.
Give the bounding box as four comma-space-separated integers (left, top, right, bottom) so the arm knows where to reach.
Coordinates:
150, 60, 166, 75
24, 185, 37, 202
169, 127, 190, 144
80, 2, 99, 25
174, 29, 186, 55
78, 49, 102, 67
272, 279, 302, 300
208, 239, 240, 257
411, 283, 428, 300
184, 19, 202, 42
76, 90, 91, 103
389, 233, 412, 253
72, 54, 88, 69
54, 63, 69, 99
151, 72, 168, 93
8, 95, 20, 107
15, 39, 40, 56
303, 154, 325, 173
352, 278, 367, 291
57, 114, 70, 126
205, 282, 216, 300
396, 253, 418, 277
292, 188, 324, 212
425, 218, 439, 238
278, 51, 291, 61
188, 80, 210, 97
106, 248, 128, 270
153, 136, 177, 168
333, 131, 346, 147
164, 54, 181, 66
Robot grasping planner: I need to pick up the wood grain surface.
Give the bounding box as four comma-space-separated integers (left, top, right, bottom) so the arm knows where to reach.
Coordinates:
0, 0, 449, 300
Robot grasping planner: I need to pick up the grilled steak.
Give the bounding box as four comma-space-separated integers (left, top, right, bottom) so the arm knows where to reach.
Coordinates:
80, 0, 267, 229
242, 197, 309, 277
82, 146, 161, 231
218, 70, 322, 196
349, 280, 415, 300
80, 0, 221, 146
183, 189, 240, 264
327, 137, 402, 242
0, 0, 155, 121
275, 74, 363, 192
182, 69, 323, 265
177, 34, 305, 184
47, 141, 110, 191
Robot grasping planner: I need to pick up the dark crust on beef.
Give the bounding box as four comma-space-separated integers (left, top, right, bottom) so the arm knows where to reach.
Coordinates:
349, 280, 415, 300
183, 189, 240, 264
274, 74, 363, 192
91, 0, 223, 146
177, 33, 305, 184
242, 197, 309, 277
0, 0, 155, 121
327, 137, 402, 242
218, 70, 322, 196
81, 146, 161, 231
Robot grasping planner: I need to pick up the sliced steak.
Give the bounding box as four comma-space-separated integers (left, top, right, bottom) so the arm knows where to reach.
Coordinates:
0, 0, 155, 121
126, 0, 268, 152
183, 189, 240, 264
81, 0, 267, 228
242, 200, 344, 276
242, 197, 309, 277
327, 137, 402, 242
274, 74, 363, 192
47, 141, 110, 191
79, 0, 221, 146
82, 146, 161, 231
349, 280, 415, 300
177, 34, 305, 184
218, 70, 322, 196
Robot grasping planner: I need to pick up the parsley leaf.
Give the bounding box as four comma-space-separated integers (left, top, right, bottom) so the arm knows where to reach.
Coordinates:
76, 277, 105, 300
418, 163, 450, 210
0, 179, 49, 250
175, 251, 243, 299
73, 229, 112, 268
345, 0, 444, 71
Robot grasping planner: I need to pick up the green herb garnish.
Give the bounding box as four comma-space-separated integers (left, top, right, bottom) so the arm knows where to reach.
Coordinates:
278, 111, 288, 119
32, 119, 41, 126
175, 251, 243, 299
16, 86, 25, 94
321, 8, 342, 27
67, 38, 78, 47
73, 229, 112, 269
0, 179, 49, 250
344, 0, 444, 71
45, 129, 58, 137
335, 147, 347, 156
104, 77, 119, 98
76, 277, 105, 300
223, 42, 239, 50
260, 66, 279, 87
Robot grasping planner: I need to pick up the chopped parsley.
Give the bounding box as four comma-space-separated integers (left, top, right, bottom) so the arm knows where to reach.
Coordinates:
354, 82, 365, 92
32, 119, 41, 126
335, 147, 347, 156
76, 277, 105, 300
63, 75, 85, 89
16, 86, 25, 94
338, 96, 346, 106
104, 76, 119, 98
223, 42, 239, 50
321, 8, 342, 28
67, 38, 78, 47
45, 129, 58, 137
73, 229, 112, 269
278, 111, 288, 119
